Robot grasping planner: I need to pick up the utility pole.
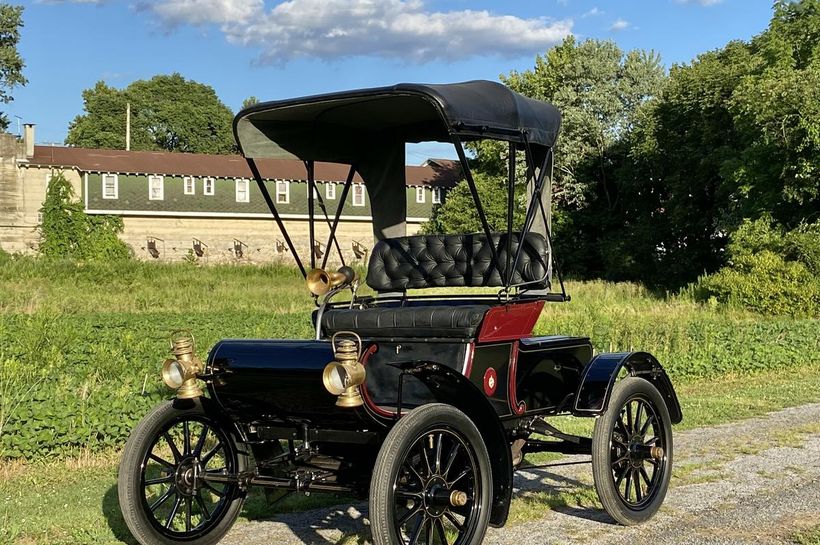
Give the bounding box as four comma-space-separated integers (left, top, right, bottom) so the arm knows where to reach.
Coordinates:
126, 102, 131, 151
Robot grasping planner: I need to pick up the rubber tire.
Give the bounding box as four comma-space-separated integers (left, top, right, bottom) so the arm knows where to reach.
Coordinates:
117, 400, 247, 545
370, 403, 493, 545
591, 376, 673, 525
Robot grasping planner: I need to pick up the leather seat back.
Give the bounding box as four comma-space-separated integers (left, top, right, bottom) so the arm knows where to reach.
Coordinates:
366, 232, 549, 292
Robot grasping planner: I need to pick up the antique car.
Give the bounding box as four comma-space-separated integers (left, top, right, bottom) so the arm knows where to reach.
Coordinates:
118, 81, 682, 545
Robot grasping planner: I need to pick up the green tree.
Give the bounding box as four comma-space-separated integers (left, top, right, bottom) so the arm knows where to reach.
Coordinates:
241, 96, 259, 110
66, 73, 236, 154
631, 0, 820, 285
465, 37, 666, 280
39, 172, 130, 260
0, 4, 27, 131
423, 173, 526, 234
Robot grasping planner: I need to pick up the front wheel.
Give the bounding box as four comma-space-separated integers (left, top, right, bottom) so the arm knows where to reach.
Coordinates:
591, 377, 673, 525
370, 403, 492, 545
118, 400, 247, 545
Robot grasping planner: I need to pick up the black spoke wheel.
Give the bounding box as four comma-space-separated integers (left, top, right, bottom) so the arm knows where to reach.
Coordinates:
118, 400, 247, 545
370, 403, 492, 545
591, 377, 673, 525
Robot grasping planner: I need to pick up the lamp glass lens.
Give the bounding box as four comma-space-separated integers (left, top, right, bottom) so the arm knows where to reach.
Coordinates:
164, 361, 185, 388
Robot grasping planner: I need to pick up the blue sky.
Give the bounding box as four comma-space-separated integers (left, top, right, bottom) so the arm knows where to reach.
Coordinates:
14, 0, 774, 163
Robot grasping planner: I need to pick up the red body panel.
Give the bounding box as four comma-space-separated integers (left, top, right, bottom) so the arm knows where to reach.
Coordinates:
477, 301, 545, 343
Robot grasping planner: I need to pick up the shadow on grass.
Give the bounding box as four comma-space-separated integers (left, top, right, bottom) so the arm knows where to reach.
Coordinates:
102, 485, 139, 545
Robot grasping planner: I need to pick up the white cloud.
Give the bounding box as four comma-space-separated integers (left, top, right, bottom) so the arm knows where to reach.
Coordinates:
582, 7, 602, 17
144, 0, 573, 64
676, 0, 723, 5
144, 0, 263, 25
609, 18, 630, 31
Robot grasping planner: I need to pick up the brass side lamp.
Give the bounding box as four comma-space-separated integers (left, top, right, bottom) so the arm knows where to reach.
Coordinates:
322, 332, 366, 408
161, 330, 204, 399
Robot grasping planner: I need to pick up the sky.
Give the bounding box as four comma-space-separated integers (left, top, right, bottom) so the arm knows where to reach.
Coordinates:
13, 0, 775, 163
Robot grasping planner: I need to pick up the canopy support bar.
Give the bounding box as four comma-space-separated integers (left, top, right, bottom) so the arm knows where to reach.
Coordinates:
321, 166, 356, 271
452, 135, 501, 281
246, 157, 307, 278
307, 160, 316, 270
506, 141, 516, 286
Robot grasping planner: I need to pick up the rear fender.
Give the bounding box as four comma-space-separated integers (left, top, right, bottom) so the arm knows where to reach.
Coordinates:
573, 352, 682, 424
403, 362, 513, 528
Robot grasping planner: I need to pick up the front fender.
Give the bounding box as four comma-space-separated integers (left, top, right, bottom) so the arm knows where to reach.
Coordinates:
403, 362, 513, 528
573, 352, 682, 424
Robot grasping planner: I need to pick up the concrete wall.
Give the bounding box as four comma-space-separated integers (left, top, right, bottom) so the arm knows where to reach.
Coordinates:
120, 215, 423, 264
0, 136, 82, 253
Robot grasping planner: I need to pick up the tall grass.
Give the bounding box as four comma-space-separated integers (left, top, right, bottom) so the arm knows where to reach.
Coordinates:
0, 256, 817, 459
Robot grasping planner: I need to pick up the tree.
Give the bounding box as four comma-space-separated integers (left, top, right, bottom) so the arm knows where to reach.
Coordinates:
66, 74, 236, 154
39, 172, 130, 260
630, 0, 820, 285
241, 96, 259, 110
423, 173, 526, 234
465, 37, 667, 280
0, 4, 27, 131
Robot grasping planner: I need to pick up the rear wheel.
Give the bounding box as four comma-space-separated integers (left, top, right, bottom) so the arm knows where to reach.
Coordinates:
118, 400, 247, 545
370, 403, 492, 545
591, 377, 673, 525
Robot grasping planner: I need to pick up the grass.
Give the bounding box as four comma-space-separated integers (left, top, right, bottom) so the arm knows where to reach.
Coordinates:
794, 526, 820, 545
0, 256, 819, 543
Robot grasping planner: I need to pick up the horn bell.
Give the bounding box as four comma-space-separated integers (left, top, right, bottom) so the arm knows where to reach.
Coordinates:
306, 267, 356, 296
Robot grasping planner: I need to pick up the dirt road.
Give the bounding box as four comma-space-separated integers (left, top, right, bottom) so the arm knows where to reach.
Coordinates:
222, 403, 820, 545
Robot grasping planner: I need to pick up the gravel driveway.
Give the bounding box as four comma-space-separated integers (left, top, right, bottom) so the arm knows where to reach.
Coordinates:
222, 403, 820, 545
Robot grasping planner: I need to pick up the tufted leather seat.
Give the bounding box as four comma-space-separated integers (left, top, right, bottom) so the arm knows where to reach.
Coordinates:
321, 305, 490, 338
365, 232, 549, 292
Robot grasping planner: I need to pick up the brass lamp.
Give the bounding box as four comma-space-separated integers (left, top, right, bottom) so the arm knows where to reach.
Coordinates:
161, 331, 204, 399
322, 332, 366, 408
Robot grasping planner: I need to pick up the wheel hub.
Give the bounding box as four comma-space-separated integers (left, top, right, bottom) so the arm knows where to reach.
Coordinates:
422, 476, 449, 517
174, 456, 203, 496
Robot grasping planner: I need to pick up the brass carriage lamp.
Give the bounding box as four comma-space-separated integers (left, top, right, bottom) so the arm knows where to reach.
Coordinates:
322, 332, 366, 408
161, 331, 204, 399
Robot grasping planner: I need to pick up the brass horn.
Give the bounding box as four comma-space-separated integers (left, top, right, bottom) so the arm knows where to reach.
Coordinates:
306, 266, 357, 296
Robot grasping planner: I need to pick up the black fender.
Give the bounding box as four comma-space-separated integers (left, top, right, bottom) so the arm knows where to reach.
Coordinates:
573, 352, 682, 424
403, 361, 513, 528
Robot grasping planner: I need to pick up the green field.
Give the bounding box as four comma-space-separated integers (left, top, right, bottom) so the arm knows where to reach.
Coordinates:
0, 256, 818, 544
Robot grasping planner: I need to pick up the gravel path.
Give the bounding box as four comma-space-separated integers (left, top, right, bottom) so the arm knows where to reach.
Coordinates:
222, 403, 820, 545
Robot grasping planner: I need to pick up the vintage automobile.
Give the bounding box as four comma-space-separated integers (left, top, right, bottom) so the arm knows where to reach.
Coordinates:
118, 81, 682, 545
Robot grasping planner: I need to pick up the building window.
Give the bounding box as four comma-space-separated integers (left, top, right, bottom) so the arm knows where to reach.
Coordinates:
415, 186, 426, 204
235, 178, 250, 203
432, 187, 442, 204
276, 180, 289, 204
102, 173, 118, 199
184, 176, 196, 195
325, 183, 336, 200
149, 175, 164, 201
352, 183, 365, 207
203, 177, 215, 196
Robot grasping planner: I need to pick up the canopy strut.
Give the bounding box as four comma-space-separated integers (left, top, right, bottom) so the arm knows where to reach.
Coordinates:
246, 158, 307, 278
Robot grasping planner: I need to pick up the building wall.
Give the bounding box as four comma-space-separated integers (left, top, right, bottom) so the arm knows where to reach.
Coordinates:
120, 215, 423, 264
0, 141, 82, 254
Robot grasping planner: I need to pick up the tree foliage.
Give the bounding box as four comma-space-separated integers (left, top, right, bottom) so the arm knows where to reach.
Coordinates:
39, 172, 130, 260
423, 173, 526, 234
66, 74, 236, 154
0, 4, 27, 131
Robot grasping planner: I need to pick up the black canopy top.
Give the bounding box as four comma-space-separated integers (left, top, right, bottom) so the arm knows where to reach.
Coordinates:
234, 80, 561, 163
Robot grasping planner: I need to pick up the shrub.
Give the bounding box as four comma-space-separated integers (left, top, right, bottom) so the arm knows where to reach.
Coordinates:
695, 218, 820, 316
38, 172, 131, 261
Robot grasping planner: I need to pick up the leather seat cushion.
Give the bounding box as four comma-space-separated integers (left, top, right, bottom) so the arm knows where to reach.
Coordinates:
321, 305, 490, 338
366, 232, 549, 292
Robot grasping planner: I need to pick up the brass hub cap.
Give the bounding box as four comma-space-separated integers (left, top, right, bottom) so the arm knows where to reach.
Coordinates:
174, 457, 202, 497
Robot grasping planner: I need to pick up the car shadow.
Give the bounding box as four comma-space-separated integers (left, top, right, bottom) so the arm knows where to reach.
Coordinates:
102, 485, 140, 545
104, 461, 613, 545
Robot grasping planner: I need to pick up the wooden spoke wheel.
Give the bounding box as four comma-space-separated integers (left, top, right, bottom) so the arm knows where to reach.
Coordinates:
118, 401, 247, 545
591, 377, 673, 525
370, 404, 492, 545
